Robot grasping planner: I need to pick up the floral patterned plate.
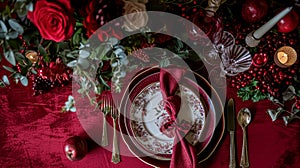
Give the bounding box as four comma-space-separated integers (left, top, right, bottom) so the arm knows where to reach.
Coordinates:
128, 80, 206, 160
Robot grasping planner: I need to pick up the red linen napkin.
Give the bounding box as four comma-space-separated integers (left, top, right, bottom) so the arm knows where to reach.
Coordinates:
159, 67, 199, 168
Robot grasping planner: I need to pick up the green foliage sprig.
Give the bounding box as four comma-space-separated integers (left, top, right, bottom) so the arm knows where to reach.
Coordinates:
237, 79, 267, 102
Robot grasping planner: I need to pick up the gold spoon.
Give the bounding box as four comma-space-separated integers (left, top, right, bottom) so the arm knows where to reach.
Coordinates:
237, 108, 251, 168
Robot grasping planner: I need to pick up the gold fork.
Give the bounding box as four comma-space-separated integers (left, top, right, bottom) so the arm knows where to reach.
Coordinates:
99, 94, 109, 147
110, 100, 120, 164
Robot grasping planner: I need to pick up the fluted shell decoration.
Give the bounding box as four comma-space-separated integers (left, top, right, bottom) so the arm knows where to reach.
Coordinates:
215, 31, 235, 53
221, 45, 252, 76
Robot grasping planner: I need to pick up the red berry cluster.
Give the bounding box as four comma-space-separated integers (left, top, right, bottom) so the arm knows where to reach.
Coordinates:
177, 0, 198, 20
230, 20, 265, 45
32, 76, 55, 96
230, 63, 298, 98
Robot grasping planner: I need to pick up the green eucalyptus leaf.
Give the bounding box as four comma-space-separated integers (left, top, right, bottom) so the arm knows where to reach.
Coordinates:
67, 60, 77, 68
79, 50, 90, 58
2, 75, 10, 85
70, 106, 76, 112
20, 75, 28, 86
66, 52, 76, 58
31, 69, 37, 74
7, 39, 23, 49
16, 9, 27, 18
48, 43, 58, 55
97, 43, 112, 60
3, 65, 15, 72
57, 42, 69, 50
108, 37, 119, 46
0, 32, 6, 38
4, 50, 16, 66
14, 52, 25, 60
8, 19, 24, 34
65, 101, 71, 108
6, 31, 18, 39
22, 28, 39, 43
68, 95, 74, 101
38, 45, 47, 57
78, 58, 90, 69
14, 73, 21, 79
26, 2, 34, 12
0, 20, 7, 33
282, 85, 296, 101
14, 2, 28, 18
267, 108, 283, 121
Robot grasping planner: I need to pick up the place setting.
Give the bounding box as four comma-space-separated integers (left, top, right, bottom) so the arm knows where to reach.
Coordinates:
118, 66, 225, 167
1, 0, 300, 167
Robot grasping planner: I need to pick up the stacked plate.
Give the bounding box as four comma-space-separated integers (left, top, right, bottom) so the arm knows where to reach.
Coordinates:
119, 67, 225, 167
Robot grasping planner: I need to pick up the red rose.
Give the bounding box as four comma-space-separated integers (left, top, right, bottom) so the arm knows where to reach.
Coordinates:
27, 0, 75, 42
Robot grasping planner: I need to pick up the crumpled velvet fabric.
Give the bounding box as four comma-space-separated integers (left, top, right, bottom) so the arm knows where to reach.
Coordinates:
1, 64, 300, 168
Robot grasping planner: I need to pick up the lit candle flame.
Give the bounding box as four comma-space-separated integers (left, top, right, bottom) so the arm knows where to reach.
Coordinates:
277, 51, 288, 64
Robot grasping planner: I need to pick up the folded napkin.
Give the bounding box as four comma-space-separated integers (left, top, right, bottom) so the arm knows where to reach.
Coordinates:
159, 67, 199, 168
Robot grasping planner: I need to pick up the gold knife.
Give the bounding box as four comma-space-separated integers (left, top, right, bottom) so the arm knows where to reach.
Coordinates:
227, 98, 236, 168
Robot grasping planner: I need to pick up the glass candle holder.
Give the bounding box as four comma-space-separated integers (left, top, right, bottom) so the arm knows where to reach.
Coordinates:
189, 8, 223, 45
220, 45, 252, 76
274, 46, 297, 68
252, 53, 268, 67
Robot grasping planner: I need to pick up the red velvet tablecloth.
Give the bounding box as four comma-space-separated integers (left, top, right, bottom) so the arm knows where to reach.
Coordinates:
1, 73, 300, 168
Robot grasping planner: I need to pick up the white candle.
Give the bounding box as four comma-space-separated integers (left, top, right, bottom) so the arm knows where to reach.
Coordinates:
253, 6, 293, 39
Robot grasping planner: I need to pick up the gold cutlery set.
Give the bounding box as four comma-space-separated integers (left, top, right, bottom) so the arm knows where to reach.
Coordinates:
99, 95, 251, 166
227, 98, 251, 168
99, 93, 121, 164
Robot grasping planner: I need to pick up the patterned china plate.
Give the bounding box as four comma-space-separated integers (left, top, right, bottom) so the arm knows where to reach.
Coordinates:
128, 81, 206, 160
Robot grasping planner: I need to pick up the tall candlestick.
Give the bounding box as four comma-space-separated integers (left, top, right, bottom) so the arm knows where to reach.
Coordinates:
253, 7, 293, 39
245, 6, 293, 47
